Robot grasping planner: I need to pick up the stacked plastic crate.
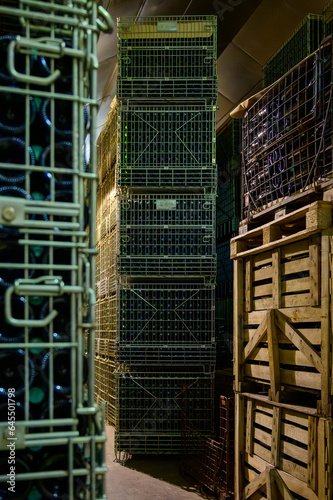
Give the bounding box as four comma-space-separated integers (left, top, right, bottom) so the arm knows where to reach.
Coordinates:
216, 118, 241, 367
0, 1, 113, 498
263, 13, 323, 87
231, 40, 333, 499
95, 16, 218, 458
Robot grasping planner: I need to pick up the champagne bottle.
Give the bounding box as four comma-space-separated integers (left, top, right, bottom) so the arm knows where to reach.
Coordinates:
40, 349, 87, 397
0, 35, 27, 84
40, 141, 73, 187
38, 39, 73, 91
0, 137, 35, 185
40, 98, 88, 139
0, 451, 32, 500
0, 295, 32, 343
0, 240, 37, 289
0, 349, 34, 399
40, 297, 71, 342
38, 450, 87, 500
0, 91, 36, 135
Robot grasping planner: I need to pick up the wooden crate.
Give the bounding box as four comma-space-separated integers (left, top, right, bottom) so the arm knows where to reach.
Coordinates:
231, 201, 333, 416
235, 393, 333, 500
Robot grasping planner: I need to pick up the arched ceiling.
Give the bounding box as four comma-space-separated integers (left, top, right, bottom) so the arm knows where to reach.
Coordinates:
97, 0, 328, 136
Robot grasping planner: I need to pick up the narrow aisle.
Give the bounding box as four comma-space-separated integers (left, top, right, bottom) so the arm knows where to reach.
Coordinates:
105, 427, 206, 500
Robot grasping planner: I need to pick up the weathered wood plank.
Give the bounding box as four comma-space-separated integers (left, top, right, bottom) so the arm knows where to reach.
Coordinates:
271, 406, 281, 467
246, 257, 253, 312
307, 416, 317, 491
267, 310, 280, 400
243, 314, 267, 363
246, 399, 254, 456
275, 310, 322, 374
308, 234, 320, 306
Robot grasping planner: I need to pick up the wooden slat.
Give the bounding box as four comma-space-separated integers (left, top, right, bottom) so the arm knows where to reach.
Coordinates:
250, 346, 319, 369
243, 326, 322, 345
266, 467, 278, 500
234, 259, 244, 392
317, 419, 326, 500
281, 277, 310, 294
243, 314, 267, 363
272, 249, 281, 309
271, 406, 281, 467
308, 234, 320, 306
244, 468, 268, 499
281, 293, 312, 308
320, 228, 332, 417
267, 310, 280, 400
235, 393, 245, 500
244, 307, 322, 325
245, 452, 318, 500
275, 310, 322, 374
280, 239, 309, 259
246, 399, 254, 456
252, 283, 273, 297
273, 469, 296, 500
246, 257, 253, 312
307, 416, 317, 491
252, 442, 307, 482
253, 251, 273, 267
244, 365, 321, 390
254, 297, 274, 310
253, 265, 273, 281
282, 257, 310, 276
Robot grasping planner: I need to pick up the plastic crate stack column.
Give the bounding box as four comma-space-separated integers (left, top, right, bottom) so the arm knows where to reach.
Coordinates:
0, 2, 113, 499
216, 118, 241, 368
263, 13, 323, 87
95, 16, 218, 457
231, 41, 333, 500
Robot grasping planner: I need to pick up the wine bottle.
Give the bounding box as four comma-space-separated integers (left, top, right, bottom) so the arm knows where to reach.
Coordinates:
40, 141, 73, 187
0, 137, 35, 185
40, 246, 72, 284
40, 297, 71, 342
0, 239, 36, 291
0, 186, 33, 235
0, 91, 36, 136
40, 98, 88, 139
0, 349, 35, 399
38, 449, 87, 500
38, 39, 73, 91
0, 295, 32, 343
0, 451, 32, 500
0, 35, 27, 84
40, 349, 79, 397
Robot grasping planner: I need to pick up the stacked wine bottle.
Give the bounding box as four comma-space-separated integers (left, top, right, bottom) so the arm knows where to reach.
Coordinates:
0, 2, 113, 499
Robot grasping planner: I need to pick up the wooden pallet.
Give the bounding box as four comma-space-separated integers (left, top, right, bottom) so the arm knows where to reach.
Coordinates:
235, 393, 333, 500
232, 207, 333, 416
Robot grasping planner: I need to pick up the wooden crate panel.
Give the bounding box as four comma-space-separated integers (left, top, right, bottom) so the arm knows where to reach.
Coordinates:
235, 393, 333, 500
244, 236, 320, 312
233, 228, 333, 414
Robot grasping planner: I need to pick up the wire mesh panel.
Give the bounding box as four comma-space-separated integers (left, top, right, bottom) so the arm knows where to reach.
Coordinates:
242, 41, 333, 217
115, 369, 214, 456
118, 103, 216, 188
263, 14, 323, 86
0, 1, 113, 497
324, 0, 333, 37
117, 16, 217, 101
117, 282, 215, 365
119, 193, 216, 277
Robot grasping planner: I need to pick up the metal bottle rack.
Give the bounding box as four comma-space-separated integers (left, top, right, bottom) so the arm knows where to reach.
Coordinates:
0, 1, 113, 498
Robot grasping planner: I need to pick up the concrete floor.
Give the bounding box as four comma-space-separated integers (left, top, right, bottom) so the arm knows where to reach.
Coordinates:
105, 426, 206, 500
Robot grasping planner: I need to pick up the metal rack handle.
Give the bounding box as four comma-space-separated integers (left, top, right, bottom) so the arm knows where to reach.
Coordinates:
96, 6, 114, 33
5, 285, 58, 327
8, 39, 61, 85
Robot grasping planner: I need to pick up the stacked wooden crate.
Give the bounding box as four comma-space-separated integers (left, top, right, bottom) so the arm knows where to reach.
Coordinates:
231, 40, 333, 500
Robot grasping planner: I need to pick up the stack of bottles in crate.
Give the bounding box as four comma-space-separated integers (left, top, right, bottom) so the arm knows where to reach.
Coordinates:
0, 1, 113, 498
231, 39, 333, 499
216, 118, 241, 367
95, 16, 218, 458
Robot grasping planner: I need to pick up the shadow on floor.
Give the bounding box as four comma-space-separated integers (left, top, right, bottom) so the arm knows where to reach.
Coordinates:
124, 454, 208, 498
